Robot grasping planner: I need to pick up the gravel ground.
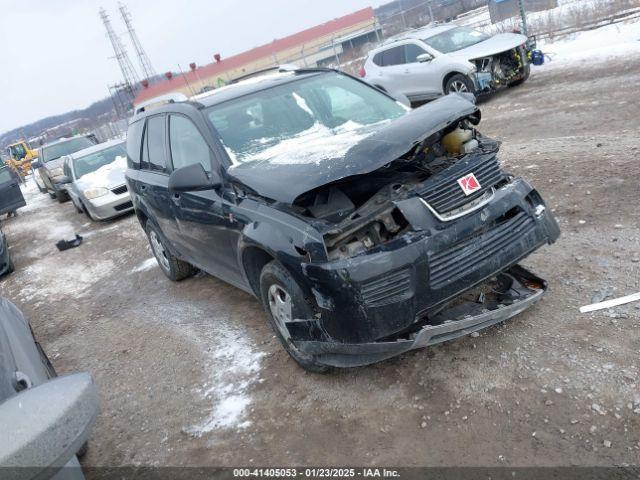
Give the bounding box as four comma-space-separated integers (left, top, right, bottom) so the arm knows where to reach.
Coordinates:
0, 54, 638, 469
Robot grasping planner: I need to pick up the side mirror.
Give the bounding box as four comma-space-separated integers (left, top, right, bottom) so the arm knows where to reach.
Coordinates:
0, 373, 98, 472
417, 53, 434, 63
31, 160, 42, 169
168, 163, 221, 193
391, 92, 411, 109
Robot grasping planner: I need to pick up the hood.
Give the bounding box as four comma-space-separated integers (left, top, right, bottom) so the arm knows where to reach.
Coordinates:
449, 33, 527, 60
76, 155, 127, 191
226, 93, 478, 204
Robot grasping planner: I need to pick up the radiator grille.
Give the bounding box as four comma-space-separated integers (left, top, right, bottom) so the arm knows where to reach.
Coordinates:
418, 154, 503, 214
358, 267, 412, 307
111, 184, 128, 195
429, 211, 536, 288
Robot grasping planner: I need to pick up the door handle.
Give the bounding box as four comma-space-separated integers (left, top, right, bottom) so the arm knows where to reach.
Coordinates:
139, 185, 147, 191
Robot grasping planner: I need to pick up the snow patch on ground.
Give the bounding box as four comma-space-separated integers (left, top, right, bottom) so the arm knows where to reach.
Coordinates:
132, 257, 158, 273
16, 257, 117, 302
183, 317, 265, 436
537, 21, 640, 67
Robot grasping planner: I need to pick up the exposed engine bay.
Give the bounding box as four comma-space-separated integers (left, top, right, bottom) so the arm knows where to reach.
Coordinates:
472, 46, 529, 93
294, 114, 501, 261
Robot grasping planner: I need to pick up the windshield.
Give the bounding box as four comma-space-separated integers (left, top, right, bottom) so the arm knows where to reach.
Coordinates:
73, 143, 126, 179
205, 72, 406, 166
424, 27, 490, 53
42, 137, 95, 163
9, 143, 27, 159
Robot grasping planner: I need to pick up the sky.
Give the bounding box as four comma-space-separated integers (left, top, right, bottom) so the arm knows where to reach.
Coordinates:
0, 0, 388, 134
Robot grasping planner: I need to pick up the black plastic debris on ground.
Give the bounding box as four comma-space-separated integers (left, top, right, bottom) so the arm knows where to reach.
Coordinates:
56, 234, 83, 251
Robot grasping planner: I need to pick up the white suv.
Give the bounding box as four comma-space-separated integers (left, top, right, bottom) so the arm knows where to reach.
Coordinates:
361, 24, 529, 103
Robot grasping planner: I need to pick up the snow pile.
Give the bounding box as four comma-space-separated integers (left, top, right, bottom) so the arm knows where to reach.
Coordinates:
538, 21, 640, 67
228, 120, 389, 166
78, 155, 127, 189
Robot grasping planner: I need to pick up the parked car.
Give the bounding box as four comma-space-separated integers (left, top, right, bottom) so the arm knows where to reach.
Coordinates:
0, 165, 26, 217
0, 227, 13, 277
60, 139, 133, 221
126, 67, 559, 372
0, 297, 98, 479
361, 24, 529, 102
31, 136, 98, 202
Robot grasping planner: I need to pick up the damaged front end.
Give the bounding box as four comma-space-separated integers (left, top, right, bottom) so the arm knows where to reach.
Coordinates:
471, 44, 530, 94
279, 102, 559, 367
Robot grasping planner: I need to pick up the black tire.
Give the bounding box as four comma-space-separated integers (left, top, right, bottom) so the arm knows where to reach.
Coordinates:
144, 222, 196, 281
444, 73, 475, 95
6, 258, 14, 274
55, 190, 68, 203
48, 191, 56, 199
259, 261, 329, 373
76, 441, 89, 458
509, 63, 531, 87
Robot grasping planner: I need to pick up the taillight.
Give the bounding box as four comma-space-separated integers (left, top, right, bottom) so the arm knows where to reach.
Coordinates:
358, 66, 366, 78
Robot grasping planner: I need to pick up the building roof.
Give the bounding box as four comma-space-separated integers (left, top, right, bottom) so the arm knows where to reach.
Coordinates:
134, 7, 375, 105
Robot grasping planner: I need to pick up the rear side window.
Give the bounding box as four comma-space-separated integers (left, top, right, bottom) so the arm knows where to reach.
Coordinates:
376, 46, 406, 67
145, 115, 167, 172
126, 120, 145, 167
168, 115, 212, 172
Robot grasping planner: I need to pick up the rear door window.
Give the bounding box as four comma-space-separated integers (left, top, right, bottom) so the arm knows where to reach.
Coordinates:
145, 115, 168, 173
126, 119, 145, 168
381, 46, 406, 66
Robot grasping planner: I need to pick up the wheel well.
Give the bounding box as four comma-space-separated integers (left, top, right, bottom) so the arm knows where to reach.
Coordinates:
442, 71, 464, 93
242, 247, 275, 297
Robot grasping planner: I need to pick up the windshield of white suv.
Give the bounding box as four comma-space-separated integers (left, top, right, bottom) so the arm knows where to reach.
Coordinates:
423, 27, 490, 54
205, 72, 406, 166
42, 137, 95, 163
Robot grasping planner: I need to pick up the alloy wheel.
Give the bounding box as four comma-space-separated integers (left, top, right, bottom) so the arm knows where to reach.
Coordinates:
149, 230, 170, 272
449, 80, 469, 93
267, 284, 293, 340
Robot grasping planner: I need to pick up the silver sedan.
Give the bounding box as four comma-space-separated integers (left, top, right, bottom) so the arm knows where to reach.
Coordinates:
61, 139, 133, 221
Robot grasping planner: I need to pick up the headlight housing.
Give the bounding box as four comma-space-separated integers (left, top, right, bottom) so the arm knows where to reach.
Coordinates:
84, 187, 109, 199
50, 167, 64, 177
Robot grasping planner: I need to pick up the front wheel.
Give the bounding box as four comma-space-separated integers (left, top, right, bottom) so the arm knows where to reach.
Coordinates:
444, 74, 475, 95
509, 64, 531, 87
259, 261, 329, 373
145, 223, 196, 281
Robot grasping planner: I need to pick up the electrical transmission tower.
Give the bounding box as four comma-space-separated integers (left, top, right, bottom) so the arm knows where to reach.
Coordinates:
118, 2, 156, 80
99, 6, 139, 89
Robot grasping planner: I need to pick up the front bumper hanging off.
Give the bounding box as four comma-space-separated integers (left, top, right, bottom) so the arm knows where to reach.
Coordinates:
293, 265, 547, 368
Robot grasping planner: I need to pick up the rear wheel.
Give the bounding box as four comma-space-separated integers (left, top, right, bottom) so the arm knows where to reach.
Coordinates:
55, 190, 68, 203
145, 223, 196, 281
259, 261, 329, 373
445, 74, 474, 95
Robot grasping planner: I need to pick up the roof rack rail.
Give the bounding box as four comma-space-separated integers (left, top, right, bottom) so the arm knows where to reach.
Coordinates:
134, 92, 189, 114
230, 64, 300, 84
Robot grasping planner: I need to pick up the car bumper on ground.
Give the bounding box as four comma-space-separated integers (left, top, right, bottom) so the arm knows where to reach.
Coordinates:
84, 187, 133, 220
288, 177, 560, 367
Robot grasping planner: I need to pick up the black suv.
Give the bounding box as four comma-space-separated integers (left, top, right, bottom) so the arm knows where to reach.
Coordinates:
125, 67, 559, 372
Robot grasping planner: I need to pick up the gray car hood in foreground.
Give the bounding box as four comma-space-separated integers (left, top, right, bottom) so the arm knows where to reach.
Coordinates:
448, 32, 527, 60
227, 93, 478, 204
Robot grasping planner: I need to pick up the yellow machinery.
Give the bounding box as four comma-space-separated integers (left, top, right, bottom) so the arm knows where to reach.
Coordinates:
6, 140, 38, 176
